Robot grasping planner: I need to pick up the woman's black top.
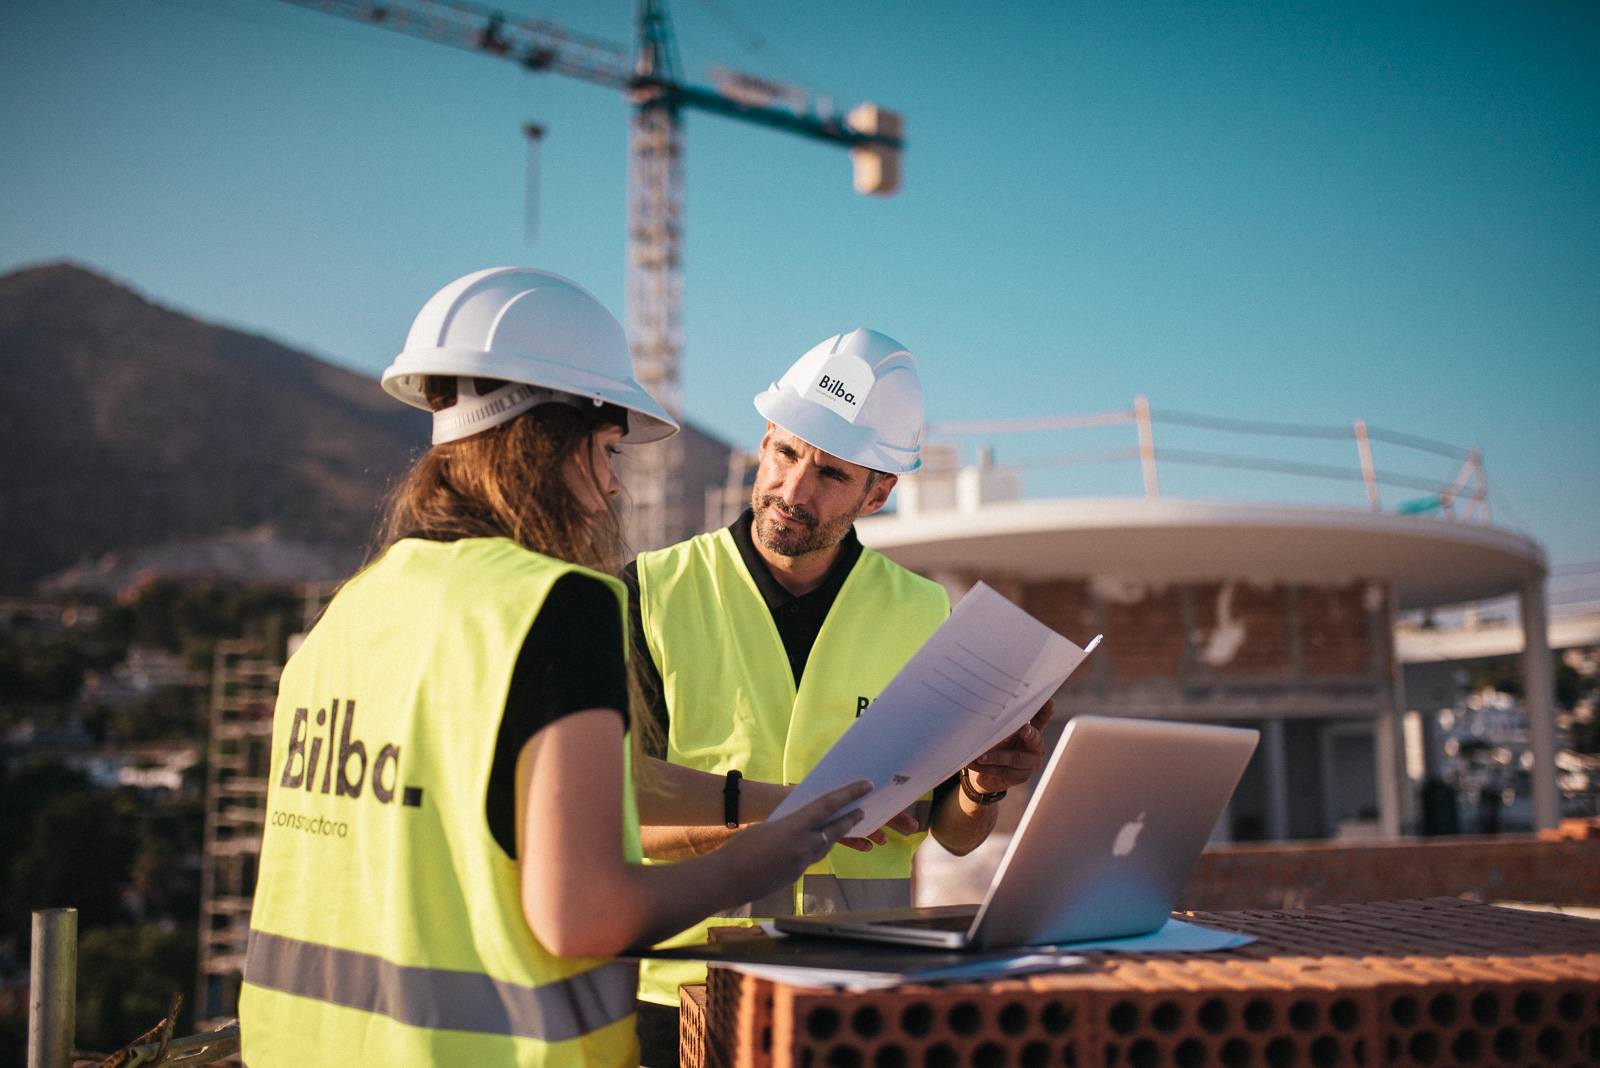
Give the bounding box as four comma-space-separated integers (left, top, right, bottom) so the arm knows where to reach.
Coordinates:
484, 572, 629, 858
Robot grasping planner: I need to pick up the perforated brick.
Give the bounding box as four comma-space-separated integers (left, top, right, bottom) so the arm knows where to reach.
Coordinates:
706, 927, 781, 1068
708, 967, 777, 1068
1377, 976, 1600, 1068
775, 984, 1094, 1068
683, 984, 710, 1068
1091, 985, 1378, 1068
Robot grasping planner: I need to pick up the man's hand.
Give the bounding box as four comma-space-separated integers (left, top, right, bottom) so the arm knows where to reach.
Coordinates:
964, 698, 1056, 794
930, 699, 1057, 856
836, 808, 922, 852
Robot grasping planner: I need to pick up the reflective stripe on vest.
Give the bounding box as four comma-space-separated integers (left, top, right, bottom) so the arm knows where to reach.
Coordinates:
245, 930, 637, 1041
801, 874, 914, 914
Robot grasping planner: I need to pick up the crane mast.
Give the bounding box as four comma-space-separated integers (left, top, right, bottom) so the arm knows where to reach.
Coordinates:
274, 0, 903, 549
623, 0, 685, 548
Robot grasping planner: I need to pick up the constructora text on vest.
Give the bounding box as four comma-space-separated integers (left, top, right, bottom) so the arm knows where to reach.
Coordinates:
270, 810, 349, 838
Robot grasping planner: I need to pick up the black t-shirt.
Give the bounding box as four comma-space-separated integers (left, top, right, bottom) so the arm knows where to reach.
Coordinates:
484, 571, 630, 859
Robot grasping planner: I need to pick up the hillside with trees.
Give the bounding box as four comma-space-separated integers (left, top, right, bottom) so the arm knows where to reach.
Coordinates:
0, 263, 427, 591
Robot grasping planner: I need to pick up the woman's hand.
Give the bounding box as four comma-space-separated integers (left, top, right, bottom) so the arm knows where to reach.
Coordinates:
712, 781, 872, 901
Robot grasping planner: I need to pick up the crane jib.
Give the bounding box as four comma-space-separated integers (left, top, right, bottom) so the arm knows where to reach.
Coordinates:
267, 0, 904, 552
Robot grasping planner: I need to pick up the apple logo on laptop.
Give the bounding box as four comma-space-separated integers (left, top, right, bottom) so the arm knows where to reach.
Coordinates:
1112, 812, 1146, 857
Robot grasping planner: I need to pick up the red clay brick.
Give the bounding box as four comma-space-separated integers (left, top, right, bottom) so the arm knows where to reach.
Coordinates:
1299, 587, 1371, 676
1199, 584, 1296, 678
1023, 580, 1098, 648
1103, 586, 1187, 680
682, 983, 709, 1068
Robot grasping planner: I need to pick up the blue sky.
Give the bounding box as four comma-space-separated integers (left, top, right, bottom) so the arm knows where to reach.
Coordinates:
3, 0, 1596, 575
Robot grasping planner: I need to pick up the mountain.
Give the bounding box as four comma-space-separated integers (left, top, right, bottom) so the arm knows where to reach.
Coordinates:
0, 262, 739, 593
0, 263, 427, 591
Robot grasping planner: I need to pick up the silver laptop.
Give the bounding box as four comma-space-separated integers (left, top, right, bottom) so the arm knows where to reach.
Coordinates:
776, 715, 1259, 950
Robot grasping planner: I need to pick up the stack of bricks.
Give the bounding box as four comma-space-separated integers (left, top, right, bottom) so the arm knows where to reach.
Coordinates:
1179, 836, 1600, 911
688, 899, 1600, 1068
1538, 818, 1600, 843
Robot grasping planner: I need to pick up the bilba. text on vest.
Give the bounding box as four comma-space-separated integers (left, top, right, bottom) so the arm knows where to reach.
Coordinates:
272, 700, 421, 838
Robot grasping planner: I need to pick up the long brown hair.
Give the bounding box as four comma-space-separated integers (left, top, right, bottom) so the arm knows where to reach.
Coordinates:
377, 375, 663, 765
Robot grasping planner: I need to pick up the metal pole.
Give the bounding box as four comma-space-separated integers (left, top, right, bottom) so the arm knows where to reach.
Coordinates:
1354, 418, 1380, 512
1468, 447, 1489, 524
1262, 718, 1289, 840
28, 908, 76, 1068
523, 122, 544, 244
1371, 584, 1406, 836
1134, 395, 1159, 498
1520, 574, 1560, 830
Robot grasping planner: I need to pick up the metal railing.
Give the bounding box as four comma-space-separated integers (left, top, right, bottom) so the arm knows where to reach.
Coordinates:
27, 909, 239, 1068
926, 396, 1490, 522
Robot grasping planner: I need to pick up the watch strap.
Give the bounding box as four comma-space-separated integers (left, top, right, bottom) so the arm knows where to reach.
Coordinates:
960, 767, 1007, 806
723, 770, 742, 828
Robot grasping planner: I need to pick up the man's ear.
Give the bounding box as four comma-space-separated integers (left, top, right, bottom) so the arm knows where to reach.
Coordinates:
857, 474, 898, 517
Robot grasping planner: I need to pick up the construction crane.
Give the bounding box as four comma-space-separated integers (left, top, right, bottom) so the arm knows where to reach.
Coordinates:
275, 0, 905, 549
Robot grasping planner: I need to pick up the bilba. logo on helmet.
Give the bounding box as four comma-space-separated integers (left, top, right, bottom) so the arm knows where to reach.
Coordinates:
815, 374, 859, 407
278, 699, 422, 808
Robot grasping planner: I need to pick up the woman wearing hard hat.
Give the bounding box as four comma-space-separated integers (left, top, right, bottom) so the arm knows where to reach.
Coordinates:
238, 267, 871, 1067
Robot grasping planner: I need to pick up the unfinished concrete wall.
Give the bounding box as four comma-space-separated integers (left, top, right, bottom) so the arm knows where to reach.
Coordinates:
931, 573, 1403, 839
978, 576, 1389, 707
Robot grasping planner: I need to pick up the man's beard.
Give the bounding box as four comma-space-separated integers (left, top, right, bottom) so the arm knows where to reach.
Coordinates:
751, 492, 860, 558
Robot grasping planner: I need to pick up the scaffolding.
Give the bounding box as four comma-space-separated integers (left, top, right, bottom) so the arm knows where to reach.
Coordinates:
194, 639, 279, 1029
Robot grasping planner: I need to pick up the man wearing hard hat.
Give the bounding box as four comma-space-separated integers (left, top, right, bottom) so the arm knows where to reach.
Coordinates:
625, 329, 1055, 1065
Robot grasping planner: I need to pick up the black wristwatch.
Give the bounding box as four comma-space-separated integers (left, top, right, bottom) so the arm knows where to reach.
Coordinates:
723, 770, 743, 828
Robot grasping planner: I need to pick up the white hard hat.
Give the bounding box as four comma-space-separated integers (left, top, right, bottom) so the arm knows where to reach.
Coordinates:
382, 267, 679, 445
753, 328, 924, 474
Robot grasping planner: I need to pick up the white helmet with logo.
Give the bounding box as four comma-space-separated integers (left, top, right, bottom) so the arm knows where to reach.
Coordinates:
753, 328, 924, 473
382, 267, 679, 445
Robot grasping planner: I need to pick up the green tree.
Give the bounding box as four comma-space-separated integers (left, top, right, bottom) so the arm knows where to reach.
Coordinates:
4, 789, 136, 936
73, 924, 198, 1056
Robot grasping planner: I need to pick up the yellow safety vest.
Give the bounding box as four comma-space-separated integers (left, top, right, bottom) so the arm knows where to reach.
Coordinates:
241, 537, 642, 1068
635, 527, 948, 1004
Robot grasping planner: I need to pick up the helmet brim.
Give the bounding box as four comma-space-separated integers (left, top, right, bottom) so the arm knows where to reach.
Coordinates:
384, 346, 678, 444
754, 387, 921, 474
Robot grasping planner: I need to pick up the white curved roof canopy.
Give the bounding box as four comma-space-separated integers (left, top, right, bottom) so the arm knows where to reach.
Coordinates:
857, 497, 1546, 611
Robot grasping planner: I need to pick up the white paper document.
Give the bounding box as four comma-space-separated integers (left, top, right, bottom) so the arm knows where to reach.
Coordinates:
723, 953, 1088, 991
770, 582, 1100, 833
